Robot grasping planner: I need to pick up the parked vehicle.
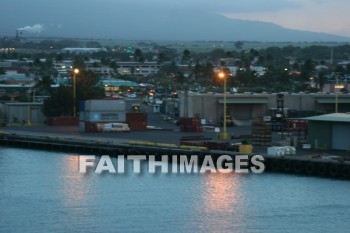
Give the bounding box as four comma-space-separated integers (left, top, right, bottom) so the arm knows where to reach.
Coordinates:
103, 123, 130, 132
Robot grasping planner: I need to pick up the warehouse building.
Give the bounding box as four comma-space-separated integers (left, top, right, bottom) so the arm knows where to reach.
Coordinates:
0, 102, 45, 125
305, 113, 350, 150
179, 92, 350, 125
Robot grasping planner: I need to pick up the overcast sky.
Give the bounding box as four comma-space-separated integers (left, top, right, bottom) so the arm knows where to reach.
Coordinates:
1, 0, 350, 38
98, 0, 349, 37
220, 0, 350, 37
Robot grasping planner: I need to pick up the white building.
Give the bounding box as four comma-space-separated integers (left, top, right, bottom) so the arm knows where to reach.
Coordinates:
117, 62, 160, 76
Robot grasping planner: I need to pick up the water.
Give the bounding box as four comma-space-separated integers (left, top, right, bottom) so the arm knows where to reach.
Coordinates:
1, 147, 350, 233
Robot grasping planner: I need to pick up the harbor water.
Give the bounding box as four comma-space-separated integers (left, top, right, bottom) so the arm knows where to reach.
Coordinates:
1, 147, 350, 233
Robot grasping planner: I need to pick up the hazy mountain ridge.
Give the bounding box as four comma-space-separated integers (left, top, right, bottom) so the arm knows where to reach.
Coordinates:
1, 1, 349, 42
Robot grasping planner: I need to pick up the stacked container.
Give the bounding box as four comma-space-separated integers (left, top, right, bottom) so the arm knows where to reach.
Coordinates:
126, 112, 147, 131
80, 99, 127, 132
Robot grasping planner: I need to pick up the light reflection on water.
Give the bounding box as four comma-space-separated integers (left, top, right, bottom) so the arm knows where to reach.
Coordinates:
201, 173, 240, 213
1, 148, 350, 233
197, 173, 244, 233
61, 156, 90, 210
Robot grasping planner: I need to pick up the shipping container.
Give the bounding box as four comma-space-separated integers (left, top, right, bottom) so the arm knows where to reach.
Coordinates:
128, 122, 147, 131
126, 112, 148, 131
79, 101, 85, 112
84, 121, 97, 133
84, 122, 92, 133
126, 112, 147, 121
84, 111, 126, 122
85, 99, 126, 112
178, 117, 202, 132
79, 121, 85, 133
48, 117, 79, 126
179, 117, 200, 126
79, 111, 85, 121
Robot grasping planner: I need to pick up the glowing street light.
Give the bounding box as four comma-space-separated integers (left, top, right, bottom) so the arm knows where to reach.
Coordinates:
73, 68, 79, 117
218, 71, 229, 139
27, 89, 31, 126
334, 76, 344, 113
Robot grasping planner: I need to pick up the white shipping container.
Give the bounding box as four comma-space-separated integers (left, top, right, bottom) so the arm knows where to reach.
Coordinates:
84, 111, 126, 122
85, 99, 126, 112
79, 111, 85, 121
79, 121, 85, 133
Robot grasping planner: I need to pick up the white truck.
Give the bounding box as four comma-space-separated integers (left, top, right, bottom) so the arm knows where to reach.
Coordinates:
103, 123, 130, 132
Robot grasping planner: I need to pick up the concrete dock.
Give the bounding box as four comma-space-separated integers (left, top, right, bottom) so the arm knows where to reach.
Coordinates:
0, 126, 349, 180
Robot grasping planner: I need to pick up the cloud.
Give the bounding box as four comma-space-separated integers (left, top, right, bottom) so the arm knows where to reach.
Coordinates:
221, 0, 350, 37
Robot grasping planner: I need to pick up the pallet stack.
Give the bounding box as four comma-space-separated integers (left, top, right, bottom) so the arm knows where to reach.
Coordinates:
252, 120, 272, 146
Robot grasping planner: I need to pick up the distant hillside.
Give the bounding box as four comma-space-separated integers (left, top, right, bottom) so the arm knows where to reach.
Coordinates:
1, 1, 349, 42
42, 11, 350, 42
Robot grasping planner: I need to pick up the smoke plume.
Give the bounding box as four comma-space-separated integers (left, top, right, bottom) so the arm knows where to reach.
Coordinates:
17, 24, 44, 33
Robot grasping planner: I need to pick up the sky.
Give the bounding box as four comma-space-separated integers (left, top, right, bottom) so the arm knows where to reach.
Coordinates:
219, 0, 350, 37
98, 0, 350, 37
1, 0, 350, 38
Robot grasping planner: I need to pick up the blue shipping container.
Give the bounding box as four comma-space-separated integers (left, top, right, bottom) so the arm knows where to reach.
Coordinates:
79, 101, 85, 111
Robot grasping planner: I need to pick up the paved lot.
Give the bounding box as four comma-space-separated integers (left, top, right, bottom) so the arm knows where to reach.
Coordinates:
1, 104, 349, 157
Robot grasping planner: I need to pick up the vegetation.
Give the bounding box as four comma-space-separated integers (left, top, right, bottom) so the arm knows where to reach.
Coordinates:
34, 61, 105, 117
2, 37, 350, 116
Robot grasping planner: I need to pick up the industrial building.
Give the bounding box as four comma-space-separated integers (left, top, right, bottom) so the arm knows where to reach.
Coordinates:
305, 113, 350, 150
0, 102, 45, 125
179, 92, 350, 125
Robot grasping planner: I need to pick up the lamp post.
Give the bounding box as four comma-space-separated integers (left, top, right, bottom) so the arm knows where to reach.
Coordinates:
27, 88, 31, 126
218, 71, 229, 139
335, 76, 338, 113
335, 76, 344, 113
73, 68, 79, 117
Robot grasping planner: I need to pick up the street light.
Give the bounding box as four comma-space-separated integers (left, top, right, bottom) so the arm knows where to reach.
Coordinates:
73, 68, 79, 117
335, 76, 344, 113
218, 71, 229, 139
27, 89, 31, 126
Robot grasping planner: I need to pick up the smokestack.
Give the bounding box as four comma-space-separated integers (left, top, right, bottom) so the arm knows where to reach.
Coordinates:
15, 29, 23, 41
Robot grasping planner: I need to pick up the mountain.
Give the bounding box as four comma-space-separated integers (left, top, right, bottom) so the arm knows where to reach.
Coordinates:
1, 1, 349, 42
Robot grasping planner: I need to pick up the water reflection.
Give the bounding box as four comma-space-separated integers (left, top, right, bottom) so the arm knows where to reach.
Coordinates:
198, 172, 245, 233
61, 155, 92, 210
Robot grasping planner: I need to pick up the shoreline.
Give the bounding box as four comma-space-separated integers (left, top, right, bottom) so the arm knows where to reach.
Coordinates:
1, 126, 350, 180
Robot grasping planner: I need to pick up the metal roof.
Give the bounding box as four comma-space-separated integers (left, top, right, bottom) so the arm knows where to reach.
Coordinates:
304, 113, 350, 123
218, 98, 268, 104
102, 79, 139, 87
316, 97, 350, 104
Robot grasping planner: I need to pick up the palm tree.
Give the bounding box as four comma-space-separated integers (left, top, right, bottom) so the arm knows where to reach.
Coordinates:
35, 75, 55, 95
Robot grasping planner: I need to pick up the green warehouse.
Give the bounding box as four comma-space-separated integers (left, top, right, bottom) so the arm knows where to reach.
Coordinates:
306, 113, 350, 150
